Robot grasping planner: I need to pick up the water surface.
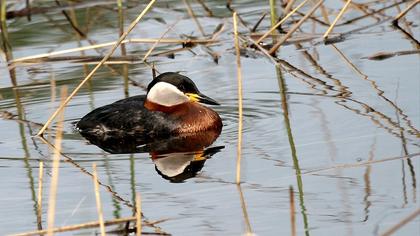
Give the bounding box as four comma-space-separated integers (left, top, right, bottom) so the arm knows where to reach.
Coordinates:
0, 1, 419, 235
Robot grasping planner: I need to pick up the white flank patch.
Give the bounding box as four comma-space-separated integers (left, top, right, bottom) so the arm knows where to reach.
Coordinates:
147, 82, 189, 106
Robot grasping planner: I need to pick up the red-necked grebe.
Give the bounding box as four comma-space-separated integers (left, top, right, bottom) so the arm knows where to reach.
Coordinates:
76, 72, 223, 141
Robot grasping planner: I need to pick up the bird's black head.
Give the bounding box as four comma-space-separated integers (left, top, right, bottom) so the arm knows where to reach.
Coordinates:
146, 72, 220, 105
147, 72, 199, 94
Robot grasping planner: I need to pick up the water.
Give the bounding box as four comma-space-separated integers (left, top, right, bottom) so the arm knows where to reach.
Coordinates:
0, 1, 419, 235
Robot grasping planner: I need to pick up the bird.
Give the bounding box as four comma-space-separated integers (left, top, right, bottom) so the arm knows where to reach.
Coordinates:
76, 72, 223, 145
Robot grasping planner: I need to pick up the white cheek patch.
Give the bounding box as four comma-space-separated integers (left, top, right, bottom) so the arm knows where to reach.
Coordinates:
147, 82, 189, 106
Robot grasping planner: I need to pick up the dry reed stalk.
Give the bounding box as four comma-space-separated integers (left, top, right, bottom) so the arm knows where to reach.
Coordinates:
268, 0, 324, 55
289, 186, 296, 236
92, 163, 106, 236
347, 1, 381, 22
233, 12, 243, 184
46, 86, 67, 236
11, 38, 216, 63
283, 0, 296, 15
37, 161, 44, 228
36, 0, 156, 136
256, 0, 310, 44
184, 0, 220, 62
322, 0, 352, 39
241, 35, 277, 64
380, 208, 420, 236
392, 0, 419, 24
338, 0, 406, 26
319, 2, 331, 24
184, 0, 205, 36
11, 216, 137, 236
142, 19, 180, 62
136, 193, 142, 236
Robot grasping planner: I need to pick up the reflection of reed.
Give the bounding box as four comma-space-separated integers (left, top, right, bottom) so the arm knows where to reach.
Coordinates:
39, 136, 134, 208
278, 59, 337, 95
362, 137, 376, 222
310, 97, 353, 234
103, 154, 122, 219
38, 136, 169, 235
394, 82, 417, 203
280, 55, 418, 146
334, 44, 420, 138
289, 186, 296, 236
296, 43, 351, 97
276, 65, 310, 236
54, 0, 86, 38
10, 70, 41, 230
379, 208, 420, 236
46, 87, 67, 236
283, 91, 419, 147
393, 22, 420, 48
236, 184, 253, 235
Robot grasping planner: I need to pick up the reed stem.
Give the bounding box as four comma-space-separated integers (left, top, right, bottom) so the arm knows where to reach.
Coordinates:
136, 193, 142, 236
233, 12, 243, 184
323, 0, 352, 39
37, 162, 44, 229
256, 0, 310, 44
46, 86, 67, 236
289, 186, 296, 236
392, 0, 419, 24
268, 0, 324, 55
92, 163, 106, 236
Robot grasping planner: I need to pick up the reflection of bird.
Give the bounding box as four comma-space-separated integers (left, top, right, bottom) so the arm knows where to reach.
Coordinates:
77, 72, 223, 141
153, 146, 224, 183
